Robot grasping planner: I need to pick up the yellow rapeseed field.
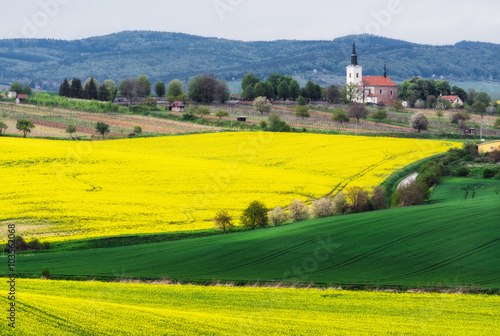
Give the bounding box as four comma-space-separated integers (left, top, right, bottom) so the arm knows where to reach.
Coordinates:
0, 132, 457, 242
1, 279, 498, 335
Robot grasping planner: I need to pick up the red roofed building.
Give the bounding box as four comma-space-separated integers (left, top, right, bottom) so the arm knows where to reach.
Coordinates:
346, 41, 398, 105
440, 95, 463, 107
16, 94, 28, 104
169, 101, 185, 112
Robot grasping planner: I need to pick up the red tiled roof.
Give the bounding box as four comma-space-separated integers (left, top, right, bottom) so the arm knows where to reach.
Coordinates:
441, 95, 459, 101
172, 101, 185, 107
368, 93, 377, 97
362, 76, 397, 87
17, 94, 28, 99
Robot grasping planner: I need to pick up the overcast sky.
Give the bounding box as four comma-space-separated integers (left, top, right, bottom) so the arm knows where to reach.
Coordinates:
2, 0, 499, 45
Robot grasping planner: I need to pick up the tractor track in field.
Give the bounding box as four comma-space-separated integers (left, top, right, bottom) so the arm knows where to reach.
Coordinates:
315, 225, 450, 274
381, 237, 500, 281
190, 237, 324, 277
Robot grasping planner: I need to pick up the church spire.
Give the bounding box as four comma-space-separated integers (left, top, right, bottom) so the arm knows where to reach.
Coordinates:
384, 64, 387, 78
351, 40, 358, 66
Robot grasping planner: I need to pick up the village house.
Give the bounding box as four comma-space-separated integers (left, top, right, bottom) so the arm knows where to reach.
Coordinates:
169, 101, 185, 112
441, 95, 463, 107
346, 41, 398, 105
477, 140, 500, 153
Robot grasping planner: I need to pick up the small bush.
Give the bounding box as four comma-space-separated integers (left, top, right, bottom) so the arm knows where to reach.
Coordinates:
27, 238, 42, 250
488, 150, 500, 163
268, 206, 288, 226
182, 112, 196, 121
41, 268, 51, 279
483, 168, 496, 178
311, 197, 335, 218
456, 166, 469, 177
288, 199, 309, 222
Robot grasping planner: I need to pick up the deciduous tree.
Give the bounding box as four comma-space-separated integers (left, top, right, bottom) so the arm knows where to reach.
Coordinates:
135, 75, 152, 98
155, 81, 166, 98
133, 126, 142, 135
166, 79, 185, 102
0, 122, 8, 136
410, 113, 429, 133
295, 105, 310, 119
332, 108, 349, 126
288, 199, 309, 222
348, 102, 369, 123
288, 80, 300, 100
391, 100, 405, 112
215, 110, 229, 119
95, 122, 110, 139
253, 96, 271, 114
268, 206, 288, 226
65, 124, 76, 139
16, 119, 35, 138
119, 78, 136, 103
240, 201, 268, 229
345, 186, 370, 213
213, 209, 233, 233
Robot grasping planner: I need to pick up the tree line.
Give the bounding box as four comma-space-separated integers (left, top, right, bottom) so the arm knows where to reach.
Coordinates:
398, 77, 493, 110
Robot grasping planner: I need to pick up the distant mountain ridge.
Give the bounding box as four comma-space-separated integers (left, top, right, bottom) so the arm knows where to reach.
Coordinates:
0, 31, 499, 91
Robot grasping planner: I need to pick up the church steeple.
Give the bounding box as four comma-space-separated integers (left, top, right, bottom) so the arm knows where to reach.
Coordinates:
384, 64, 387, 78
351, 40, 358, 66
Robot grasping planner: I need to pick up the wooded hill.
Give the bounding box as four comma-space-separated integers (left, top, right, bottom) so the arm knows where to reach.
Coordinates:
1, 31, 500, 90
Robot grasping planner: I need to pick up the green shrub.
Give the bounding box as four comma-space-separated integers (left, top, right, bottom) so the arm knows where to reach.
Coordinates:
483, 168, 496, 178
41, 268, 51, 279
182, 112, 197, 121
456, 166, 469, 177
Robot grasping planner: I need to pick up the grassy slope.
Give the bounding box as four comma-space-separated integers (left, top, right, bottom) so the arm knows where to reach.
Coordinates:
14, 179, 500, 289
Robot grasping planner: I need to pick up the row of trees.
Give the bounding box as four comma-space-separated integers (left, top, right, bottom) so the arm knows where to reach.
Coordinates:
398, 77, 492, 109
59, 77, 118, 101
240, 73, 342, 102
214, 184, 393, 233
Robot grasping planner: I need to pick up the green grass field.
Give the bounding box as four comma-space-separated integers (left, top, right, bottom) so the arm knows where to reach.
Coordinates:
13, 178, 500, 289
1, 278, 498, 335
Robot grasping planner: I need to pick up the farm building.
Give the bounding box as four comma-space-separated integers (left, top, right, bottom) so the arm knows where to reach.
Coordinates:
169, 101, 185, 112
16, 94, 28, 104
478, 140, 500, 153
463, 127, 476, 135
346, 41, 398, 105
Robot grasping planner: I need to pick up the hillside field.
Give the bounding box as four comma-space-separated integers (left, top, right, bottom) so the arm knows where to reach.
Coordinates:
0, 133, 456, 242
1, 278, 498, 335
14, 179, 500, 289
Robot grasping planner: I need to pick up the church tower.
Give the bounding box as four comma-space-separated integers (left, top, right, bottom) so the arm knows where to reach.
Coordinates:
346, 40, 362, 85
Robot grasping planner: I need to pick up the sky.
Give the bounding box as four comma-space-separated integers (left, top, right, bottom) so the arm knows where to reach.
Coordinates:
1, 0, 499, 45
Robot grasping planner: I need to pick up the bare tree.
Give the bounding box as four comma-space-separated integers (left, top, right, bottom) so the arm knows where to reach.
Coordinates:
348, 103, 369, 123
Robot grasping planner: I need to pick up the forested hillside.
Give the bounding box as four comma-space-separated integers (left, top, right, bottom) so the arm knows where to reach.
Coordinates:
1, 31, 499, 90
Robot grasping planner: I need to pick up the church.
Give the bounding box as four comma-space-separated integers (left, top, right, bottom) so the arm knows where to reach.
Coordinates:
346, 41, 398, 105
